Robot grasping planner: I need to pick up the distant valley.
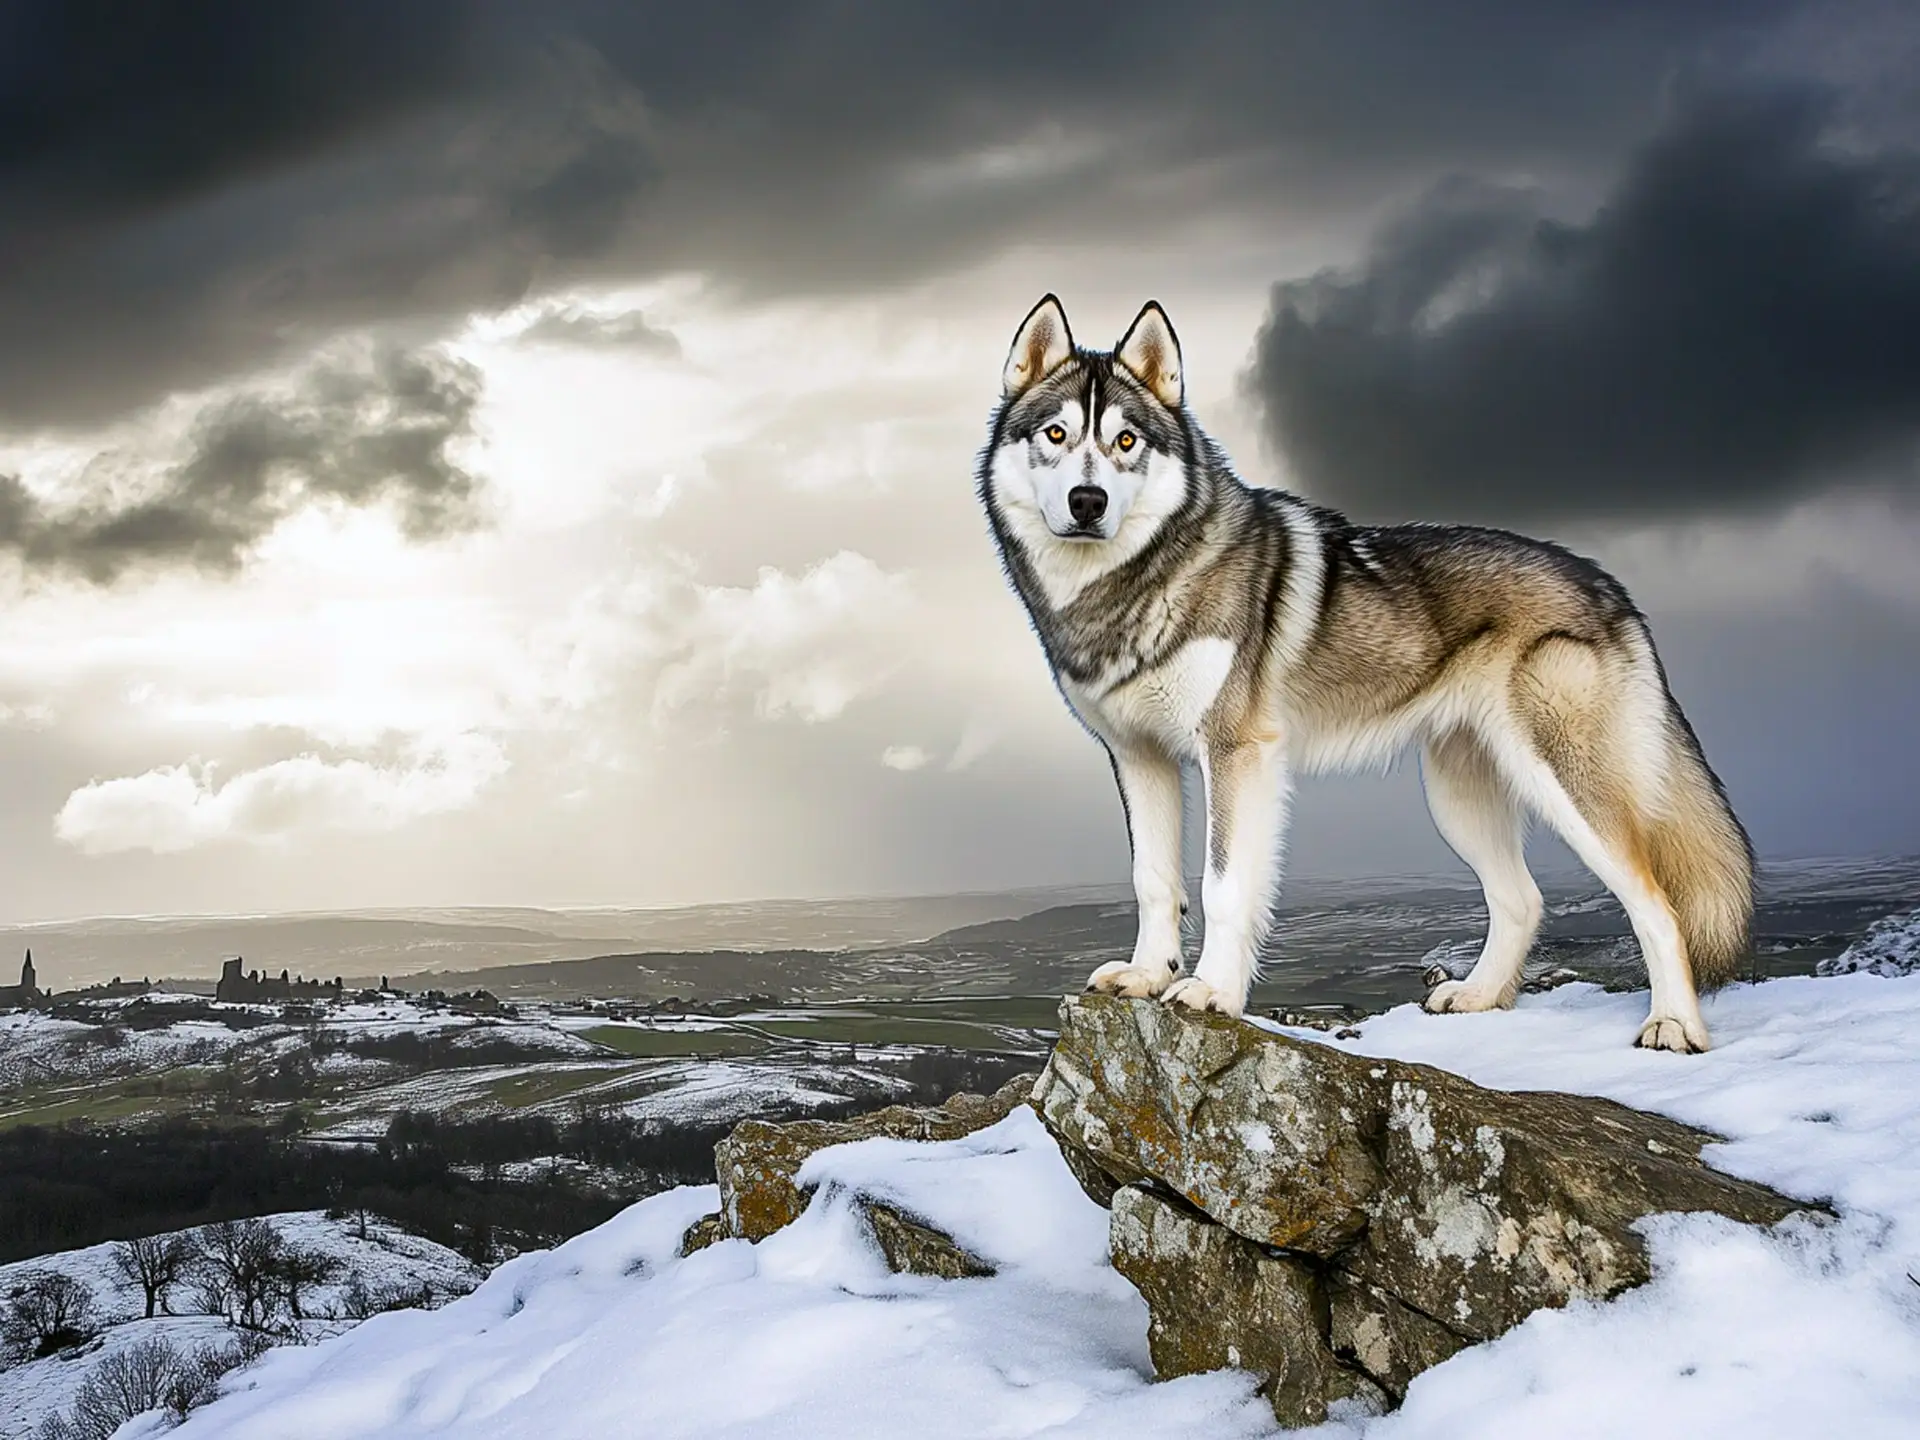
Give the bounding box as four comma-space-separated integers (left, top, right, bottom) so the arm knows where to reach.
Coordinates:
2, 886, 1128, 992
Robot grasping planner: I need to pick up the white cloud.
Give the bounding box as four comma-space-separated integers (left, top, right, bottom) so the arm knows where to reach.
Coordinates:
560, 549, 916, 728
53, 734, 508, 856
881, 744, 930, 771
945, 716, 1001, 772
674, 551, 911, 723
0, 699, 53, 729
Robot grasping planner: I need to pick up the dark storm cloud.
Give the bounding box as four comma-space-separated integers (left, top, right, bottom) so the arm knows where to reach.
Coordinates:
1246, 83, 1920, 525
517, 307, 681, 355
0, 5, 657, 429
0, 0, 1807, 429
0, 346, 484, 584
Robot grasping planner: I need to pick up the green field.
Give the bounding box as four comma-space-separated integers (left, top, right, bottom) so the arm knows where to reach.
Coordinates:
0, 993, 1063, 1137
735, 995, 1058, 1051
484, 1066, 632, 1109
571, 995, 1058, 1057
580, 1024, 772, 1058
0, 1064, 243, 1130
743, 1014, 1019, 1049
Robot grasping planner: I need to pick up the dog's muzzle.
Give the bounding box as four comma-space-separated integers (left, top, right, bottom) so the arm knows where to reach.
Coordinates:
1067, 485, 1108, 527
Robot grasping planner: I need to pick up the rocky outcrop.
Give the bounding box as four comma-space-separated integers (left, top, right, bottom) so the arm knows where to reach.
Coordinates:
1110, 1185, 1388, 1424
866, 1202, 995, 1279
680, 1073, 1037, 1272
1035, 995, 1813, 1425
678, 1211, 728, 1256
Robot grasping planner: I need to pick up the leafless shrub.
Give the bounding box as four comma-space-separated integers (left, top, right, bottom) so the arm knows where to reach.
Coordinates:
2, 1271, 95, 1360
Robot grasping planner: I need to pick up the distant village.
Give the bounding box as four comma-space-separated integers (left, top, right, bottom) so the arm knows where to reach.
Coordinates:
0, 949, 508, 1015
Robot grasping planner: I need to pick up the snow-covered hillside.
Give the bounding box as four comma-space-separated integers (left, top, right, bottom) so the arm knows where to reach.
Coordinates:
147, 965, 1920, 1440
1817, 907, 1920, 978
0, 1213, 481, 1439
0, 995, 603, 1095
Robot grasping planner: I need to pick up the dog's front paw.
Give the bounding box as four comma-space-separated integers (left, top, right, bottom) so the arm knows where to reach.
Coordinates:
1084, 959, 1178, 999
1161, 977, 1243, 1017
1423, 979, 1504, 1015
1636, 1014, 1711, 1054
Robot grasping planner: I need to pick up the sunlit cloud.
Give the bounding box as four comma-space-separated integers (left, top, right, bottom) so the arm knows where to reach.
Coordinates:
54, 733, 508, 856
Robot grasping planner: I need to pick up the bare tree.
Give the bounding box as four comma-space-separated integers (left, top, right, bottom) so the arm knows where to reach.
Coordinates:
110, 1233, 195, 1318
268, 1245, 341, 1323
2, 1271, 95, 1360
191, 1218, 284, 1330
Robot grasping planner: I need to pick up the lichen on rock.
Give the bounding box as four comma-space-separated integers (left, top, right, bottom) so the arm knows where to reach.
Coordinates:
1109, 1184, 1386, 1427
710, 1072, 1037, 1242
866, 1201, 995, 1279
1035, 994, 1815, 1414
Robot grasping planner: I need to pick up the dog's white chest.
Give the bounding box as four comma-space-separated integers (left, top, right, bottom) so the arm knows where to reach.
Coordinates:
1075, 635, 1235, 749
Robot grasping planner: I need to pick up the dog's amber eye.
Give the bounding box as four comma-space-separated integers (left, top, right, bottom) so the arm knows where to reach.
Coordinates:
1116, 430, 1137, 452
1045, 425, 1067, 444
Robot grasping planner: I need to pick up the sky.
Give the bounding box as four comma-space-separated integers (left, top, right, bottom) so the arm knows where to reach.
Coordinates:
0, 0, 1916, 922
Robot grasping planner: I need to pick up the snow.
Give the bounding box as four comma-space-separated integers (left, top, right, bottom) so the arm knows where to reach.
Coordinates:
1, 1314, 237, 1438
0, 999, 603, 1098
130, 967, 1920, 1439
0, 1212, 481, 1438
1817, 906, 1920, 978
0, 1009, 253, 1090
159, 1112, 1275, 1439
1290, 971, 1920, 1439
598, 1058, 900, 1124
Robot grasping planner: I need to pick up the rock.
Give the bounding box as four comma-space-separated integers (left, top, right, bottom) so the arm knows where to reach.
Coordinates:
1034, 995, 1384, 1255
1050, 1126, 1122, 1209
1351, 1069, 1803, 1339
713, 1072, 1038, 1242
1264, 1004, 1367, 1033
1327, 1273, 1466, 1403
678, 1212, 727, 1257
1035, 995, 1814, 1410
1110, 1185, 1385, 1427
866, 1202, 995, 1279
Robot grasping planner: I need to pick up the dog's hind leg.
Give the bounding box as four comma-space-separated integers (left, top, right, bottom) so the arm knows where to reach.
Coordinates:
1085, 740, 1187, 999
1501, 636, 1711, 1053
1420, 727, 1542, 1014
1165, 732, 1290, 1018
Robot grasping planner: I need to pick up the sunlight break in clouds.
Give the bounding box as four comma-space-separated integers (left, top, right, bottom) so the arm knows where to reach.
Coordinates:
650, 551, 914, 726
53, 734, 508, 856
881, 745, 931, 771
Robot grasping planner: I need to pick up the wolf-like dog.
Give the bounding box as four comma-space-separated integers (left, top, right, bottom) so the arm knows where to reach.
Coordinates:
978, 295, 1754, 1052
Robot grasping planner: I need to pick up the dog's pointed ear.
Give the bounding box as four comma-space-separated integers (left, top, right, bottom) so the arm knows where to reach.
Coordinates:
1002, 294, 1074, 398
1115, 301, 1183, 409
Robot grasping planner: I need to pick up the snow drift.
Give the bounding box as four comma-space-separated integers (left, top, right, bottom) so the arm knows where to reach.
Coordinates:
157, 966, 1920, 1439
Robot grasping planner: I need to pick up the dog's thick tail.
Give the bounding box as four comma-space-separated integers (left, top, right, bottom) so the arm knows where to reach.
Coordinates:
1642, 693, 1755, 991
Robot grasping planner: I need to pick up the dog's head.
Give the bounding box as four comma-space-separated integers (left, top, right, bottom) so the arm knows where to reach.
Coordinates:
985, 296, 1192, 553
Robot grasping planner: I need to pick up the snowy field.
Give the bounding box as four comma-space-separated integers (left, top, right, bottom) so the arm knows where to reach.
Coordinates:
148, 928, 1920, 1439
0, 1212, 481, 1438
0, 990, 984, 1140
0, 1002, 259, 1090
0, 995, 603, 1097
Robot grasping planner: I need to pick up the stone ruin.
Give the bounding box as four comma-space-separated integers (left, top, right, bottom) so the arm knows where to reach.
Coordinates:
215, 956, 346, 1004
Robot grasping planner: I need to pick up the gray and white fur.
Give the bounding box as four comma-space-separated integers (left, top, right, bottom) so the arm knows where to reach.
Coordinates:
979, 295, 1753, 1052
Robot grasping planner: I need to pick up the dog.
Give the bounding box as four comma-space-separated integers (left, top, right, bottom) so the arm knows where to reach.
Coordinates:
977, 295, 1753, 1052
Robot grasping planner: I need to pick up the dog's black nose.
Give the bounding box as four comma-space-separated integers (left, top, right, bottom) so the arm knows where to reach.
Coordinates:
1067, 486, 1108, 526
